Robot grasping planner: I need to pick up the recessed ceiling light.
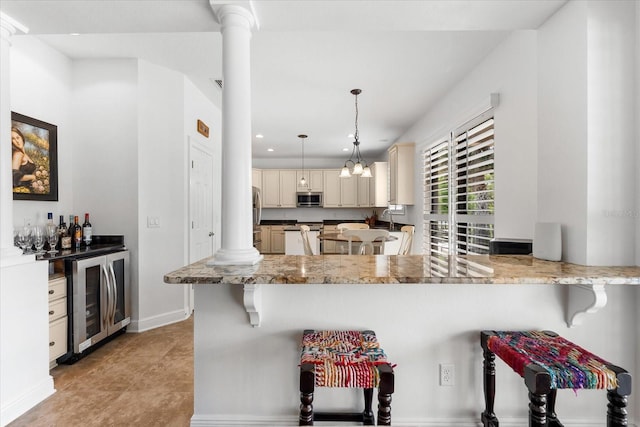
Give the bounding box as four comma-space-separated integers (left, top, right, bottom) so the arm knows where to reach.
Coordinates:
255, 134, 264, 139
342, 148, 350, 152
347, 134, 354, 138
267, 148, 274, 152
70, 33, 80, 36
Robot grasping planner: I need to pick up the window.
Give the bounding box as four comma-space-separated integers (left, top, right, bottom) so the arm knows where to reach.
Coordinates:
423, 111, 495, 266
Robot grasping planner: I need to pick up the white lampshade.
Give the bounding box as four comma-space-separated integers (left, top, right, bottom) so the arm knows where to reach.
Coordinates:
361, 166, 372, 178
352, 162, 363, 175
339, 166, 351, 178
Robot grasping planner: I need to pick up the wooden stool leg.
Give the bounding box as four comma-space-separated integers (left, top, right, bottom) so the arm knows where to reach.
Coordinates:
546, 389, 564, 427
363, 388, 374, 425
528, 391, 547, 427
377, 363, 394, 426
607, 366, 632, 427
607, 390, 628, 427
480, 332, 499, 427
299, 363, 315, 426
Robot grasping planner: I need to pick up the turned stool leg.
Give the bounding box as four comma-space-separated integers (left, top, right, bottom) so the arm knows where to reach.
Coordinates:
528, 391, 547, 427
480, 331, 499, 427
363, 388, 374, 425
546, 389, 564, 427
607, 365, 632, 427
377, 363, 394, 426
299, 363, 315, 426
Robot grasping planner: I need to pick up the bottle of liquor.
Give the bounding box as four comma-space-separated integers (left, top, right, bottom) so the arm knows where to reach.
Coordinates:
73, 215, 82, 248
83, 213, 92, 246
44, 212, 54, 251
59, 215, 71, 250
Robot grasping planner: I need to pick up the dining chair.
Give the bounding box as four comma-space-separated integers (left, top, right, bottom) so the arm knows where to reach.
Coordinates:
300, 225, 315, 255
397, 225, 415, 255
336, 223, 369, 254
342, 229, 389, 255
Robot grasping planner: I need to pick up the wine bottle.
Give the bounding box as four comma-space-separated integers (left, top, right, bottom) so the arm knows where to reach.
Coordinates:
59, 215, 71, 250
73, 215, 82, 248
44, 212, 54, 251
83, 213, 92, 246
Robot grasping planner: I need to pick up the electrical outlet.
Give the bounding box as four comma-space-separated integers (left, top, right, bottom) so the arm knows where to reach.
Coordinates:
440, 363, 455, 386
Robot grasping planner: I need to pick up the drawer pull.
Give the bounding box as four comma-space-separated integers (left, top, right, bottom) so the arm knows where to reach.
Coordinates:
49, 310, 55, 315
49, 290, 54, 295
49, 341, 55, 347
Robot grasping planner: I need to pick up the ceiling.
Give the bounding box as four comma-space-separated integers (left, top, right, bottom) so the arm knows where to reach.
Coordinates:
1, 0, 567, 162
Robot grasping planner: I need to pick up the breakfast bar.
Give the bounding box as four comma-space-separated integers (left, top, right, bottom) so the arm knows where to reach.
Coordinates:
165, 255, 640, 425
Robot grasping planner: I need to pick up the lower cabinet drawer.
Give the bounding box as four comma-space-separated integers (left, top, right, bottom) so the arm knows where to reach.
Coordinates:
49, 317, 67, 362
48, 298, 67, 322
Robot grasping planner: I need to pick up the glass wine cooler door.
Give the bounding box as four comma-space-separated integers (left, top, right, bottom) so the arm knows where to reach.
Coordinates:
73, 256, 108, 353
106, 251, 131, 334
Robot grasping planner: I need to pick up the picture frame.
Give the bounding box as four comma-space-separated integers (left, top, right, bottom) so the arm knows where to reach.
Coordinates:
11, 112, 58, 201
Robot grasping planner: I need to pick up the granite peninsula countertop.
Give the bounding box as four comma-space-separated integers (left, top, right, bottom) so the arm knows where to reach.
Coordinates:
164, 254, 640, 285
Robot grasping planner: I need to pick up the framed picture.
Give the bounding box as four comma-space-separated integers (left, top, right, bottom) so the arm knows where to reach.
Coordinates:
11, 112, 58, 201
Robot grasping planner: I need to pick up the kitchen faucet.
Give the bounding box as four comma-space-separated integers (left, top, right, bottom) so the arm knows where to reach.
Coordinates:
381, 208, 394, 231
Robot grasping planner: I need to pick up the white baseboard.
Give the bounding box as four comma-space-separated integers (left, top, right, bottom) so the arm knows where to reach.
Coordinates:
189, 414, 638, 427
127, 308, 190, 333
0, 376, 55, 427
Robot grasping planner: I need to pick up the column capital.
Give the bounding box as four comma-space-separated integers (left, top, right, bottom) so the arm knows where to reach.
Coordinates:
209, 1, 259, 30
0, 12, 29, 42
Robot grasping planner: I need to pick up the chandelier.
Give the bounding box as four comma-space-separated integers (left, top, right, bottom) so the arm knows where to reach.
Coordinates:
298, 134, 308, 187
340, 89, 372, 178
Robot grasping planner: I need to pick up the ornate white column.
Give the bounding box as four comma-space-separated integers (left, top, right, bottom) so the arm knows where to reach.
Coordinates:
208, 2, 262, 265
0, 13, 28, 260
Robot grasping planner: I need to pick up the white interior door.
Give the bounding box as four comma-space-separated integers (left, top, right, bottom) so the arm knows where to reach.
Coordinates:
188, 140, 215, 313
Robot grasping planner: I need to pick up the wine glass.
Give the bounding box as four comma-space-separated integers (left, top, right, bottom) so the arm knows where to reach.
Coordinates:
17, 226, 32, 254
47, 224, 59, 254
32, 226, 46, 255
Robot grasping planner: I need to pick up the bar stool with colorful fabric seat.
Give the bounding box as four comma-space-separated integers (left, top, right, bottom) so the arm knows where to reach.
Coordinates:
480, 330, 632, 427
299, 329, 395, 426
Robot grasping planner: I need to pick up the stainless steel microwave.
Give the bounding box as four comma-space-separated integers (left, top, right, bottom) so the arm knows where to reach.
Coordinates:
296, 192, 323, 207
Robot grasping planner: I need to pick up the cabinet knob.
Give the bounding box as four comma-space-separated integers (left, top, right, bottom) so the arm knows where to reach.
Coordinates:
49, 310, 54, 315
49, 341, 55, 347
48, 289, 54, 295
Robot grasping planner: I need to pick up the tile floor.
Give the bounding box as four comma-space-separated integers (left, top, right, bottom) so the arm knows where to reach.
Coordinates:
8, 316, 194, 427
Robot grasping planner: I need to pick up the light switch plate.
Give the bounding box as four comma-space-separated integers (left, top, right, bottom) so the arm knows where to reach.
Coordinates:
147, 216, 160, 228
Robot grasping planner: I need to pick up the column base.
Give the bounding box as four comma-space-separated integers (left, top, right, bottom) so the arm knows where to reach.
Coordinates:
207, 247, 263, 266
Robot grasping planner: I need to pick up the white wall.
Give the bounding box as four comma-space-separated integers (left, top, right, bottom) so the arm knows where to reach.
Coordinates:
136, 60, 191, 330
397, 30, 539, 250
193, 283, 639, 426
538, 0, 637, 265
10, 36, 73, 226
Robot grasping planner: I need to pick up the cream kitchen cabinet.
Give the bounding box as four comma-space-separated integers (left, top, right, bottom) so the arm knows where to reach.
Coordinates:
269, 225, 285, 254
48, 274, 68, 368
296, 169, 324, 192
356, 175, 370, 207
260, 225, 271, 253
388, 142, 415, 205
323, 170, 357, 208
369, 162, 389, 207
262, 170, 297, 208
322, 224, 338, 254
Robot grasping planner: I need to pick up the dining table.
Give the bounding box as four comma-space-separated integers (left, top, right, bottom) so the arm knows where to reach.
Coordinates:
317, 232, 398, 255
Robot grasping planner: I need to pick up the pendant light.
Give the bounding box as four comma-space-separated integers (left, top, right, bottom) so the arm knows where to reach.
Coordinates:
298, 134, 308, 187
340, 89, 372, 178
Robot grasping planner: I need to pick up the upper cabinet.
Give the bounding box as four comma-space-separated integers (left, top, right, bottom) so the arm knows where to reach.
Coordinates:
388, 143, 415, 205
296, 169, 324, 192
323, 170, 357, 208
368, 162, 388, 207
262, 170, 297, 208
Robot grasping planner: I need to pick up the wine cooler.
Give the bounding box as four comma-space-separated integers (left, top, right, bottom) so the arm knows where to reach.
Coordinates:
71, 250, 130, 354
